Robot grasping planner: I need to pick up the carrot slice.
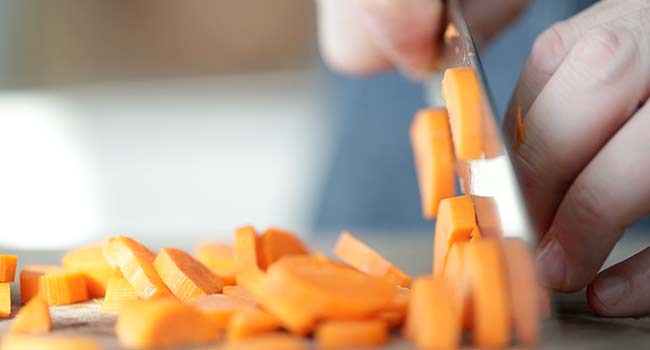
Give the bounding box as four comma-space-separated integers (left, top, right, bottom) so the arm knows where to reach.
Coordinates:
194, 243, 237, 286
0, 255, 18, 283
223, 285, 256, 305
0, 283, 10, 318
443, 243, 473, 331
227, 309, 280, 341
115, 298, 221, 348
62, 245, 117, 298
20, 266, 88, 306
102, 236, 172, 299
226, 334, 307, 350
503, 239, 540, 345
101, 276, 138, 314
333, 232, 411, 287
259, 228, 309, 268
10, 296, 51, 333
378, 311, 404, 328
315, 319, 388, 348
191, 294, 256, 330
0, 334, 99, 350
442, 66, 484, 160
405, 276, 460, 349
384, 286, 410, 313
234, 226, 262, 273
410, 108, 456, 219
465, 240, 511, 347
153, 247, 224, 301
433, 195, 477, 276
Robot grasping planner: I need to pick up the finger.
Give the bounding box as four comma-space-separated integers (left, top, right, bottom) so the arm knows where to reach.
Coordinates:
463, 0, 528, 48
588, 247, 650, 317
538, 102, 650, 292
316, 0, 391, 75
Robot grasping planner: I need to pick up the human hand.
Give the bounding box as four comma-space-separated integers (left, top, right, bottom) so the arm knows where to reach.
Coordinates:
316, 0, 527, 79
505, 0, 650, 317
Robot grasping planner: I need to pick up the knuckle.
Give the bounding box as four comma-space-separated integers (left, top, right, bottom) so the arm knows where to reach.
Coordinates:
566, 177, 614, 230
529, 21, 572, 79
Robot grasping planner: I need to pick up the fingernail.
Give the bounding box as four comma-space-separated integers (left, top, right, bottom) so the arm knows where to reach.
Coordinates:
536, 239, 566, 289
592, 275, 629, 308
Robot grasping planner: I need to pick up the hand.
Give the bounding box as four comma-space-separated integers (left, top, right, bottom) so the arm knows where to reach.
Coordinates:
505, 1, 650, 317
316, 0, 527, 79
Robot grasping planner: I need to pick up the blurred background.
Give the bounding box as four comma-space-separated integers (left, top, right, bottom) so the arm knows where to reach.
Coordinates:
0, 0, 646, 249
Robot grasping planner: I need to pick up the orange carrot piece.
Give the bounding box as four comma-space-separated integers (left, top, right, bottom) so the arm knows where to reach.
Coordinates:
101, 276, 138, 314
227, 309, 280, 341
259, 228, 309, 268
115, 298, 220, 348
443, 243, 473, 331
62, 245, 117, 298
333, 232, 411, 287
10, 296, 51, 333
465, 240, 511, 347
433, 195, 477, 276
0, 334, 99, 350
226, 334, 307, 350
442, 66, 484, 160
20, 266, 88, 306
234, 226, 262, 274
194, 243, 237, 286
315, 319, 389, 348
153, 247, 224, 301
191, 293, 256, 330
0, 283, 10, 318
223, 285, 256, 305
405, 276, 460, 349
102, 236, 172, 299
410, 108, 456, 218
385, 286, 410, 313
0, 255, 18, 283
378, 311, 404, 328
503, 239, 540, 346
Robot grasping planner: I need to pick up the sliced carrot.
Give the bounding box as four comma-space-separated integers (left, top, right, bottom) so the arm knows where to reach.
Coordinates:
191, 293, 256, 330
223, 285, 256, 305
384, 286, 410, 313
503, 239, 540, 345
471, 195, 503, 238
433, 195, 477, 276
226, 333, 307, 350
405, 276, 460, 349
10, 296, 51, 333
153, 247, 224, 301
377, 311, 404, 328
227, 309, 280, 341
0, 255, 18, 283
442, 66, 484, 160
194, 243, 237, 286
333, 231, 411, 287
115, 298, 220, 348
62, 245, 118, 298
0, 283, 10, 318
315, 319, 388, 348
102, 236, 172, 299
101, 276, 138, 314
259, 228, 309, 268
0, 334, 99, 350
410, 108, 456, 219
234, 226, 262, 274
465, 240, 511, 347
20, 266, 88, 306
443, 243, 473, 331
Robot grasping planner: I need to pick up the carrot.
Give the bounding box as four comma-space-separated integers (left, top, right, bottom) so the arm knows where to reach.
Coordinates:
333, 231, 411, 287
102, 236, 173, 299
223, 285, 256, 305
315, 319, 388, 348
442, 66, 484, 160
191, 293, 256, 330
405, 276, 460, 349
115, 298, 221, 348
443, 243, 473, 331
0, 282, 10, 317
465, 240, 511, 347
471, 195, 503, 238
101, 276, 138, 314
384, 286, 410, 313
227, 309, 280, 341
410, 108, 456, 218
259, 228, 309, 268
194, 243, 237, 286
0, 334, 99, 350
10, 296, 51, 333
433, 195, 477, 276
62, 245, 117, 298
0, 255, 18, 283
503, 239, 540, 345
153, 247, 224, 301
20, 266, 88, 305
226, 334, 307, 350
377, 311, 404, 328
234, 226, 262, 273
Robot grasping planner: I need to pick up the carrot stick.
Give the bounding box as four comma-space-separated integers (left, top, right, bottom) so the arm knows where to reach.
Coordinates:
20, 266, 88, 306
194, 243, 237, 286
102, 236, 173, 299
0, 255, 18, 283
222, 285, 256, 305
234, 226, 262, 273
101, 276, 138, 314
115, 298, 221, 348
191, 294, 256, 330
410, 108, 456, 218
153, 247, 224, 301
377, 311, 404, 328
62, 245, 118, 298
0, 283, 10, 318
433, 195, 477, 276
259, 228, 309, 268
227, 309, 280, 341
225, 333, 307, 350
333, 231, 411, 287
0, 334, 99, 350
10, 296, 51, 333
315, 319, 389, 348
443, 243, 473, 331
442, 66, 484, 160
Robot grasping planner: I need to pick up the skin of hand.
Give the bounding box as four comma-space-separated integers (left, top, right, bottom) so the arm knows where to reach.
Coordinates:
502, 0, 650, 317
